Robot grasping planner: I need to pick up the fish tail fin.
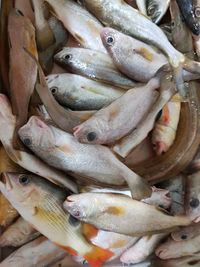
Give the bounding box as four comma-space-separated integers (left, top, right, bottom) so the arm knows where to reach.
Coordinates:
84, 246, 114, 267
175, 215, 191, 226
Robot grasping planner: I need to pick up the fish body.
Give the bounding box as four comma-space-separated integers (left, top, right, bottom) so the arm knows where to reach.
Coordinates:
171, 223, 200, 242
54, 47, 138, 89
19, 116, 151, 200
73, 78, 159, 144
64, 193, 191, 236
0, 217, 39, 247
0, 173, 113, 267
46, 73, 124, 110
136, 0, 147, 15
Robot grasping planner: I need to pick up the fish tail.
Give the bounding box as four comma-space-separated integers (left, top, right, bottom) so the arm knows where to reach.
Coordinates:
184, 57, 200, 75
84, 246, 114, 267
175, 215, 191, 226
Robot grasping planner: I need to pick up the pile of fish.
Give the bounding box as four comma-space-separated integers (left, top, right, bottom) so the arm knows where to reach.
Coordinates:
1, 0, 200, 266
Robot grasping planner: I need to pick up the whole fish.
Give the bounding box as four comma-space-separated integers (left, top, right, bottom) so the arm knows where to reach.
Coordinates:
0, 173, 113, 267
8, 9, 38, 149
176, 0, 200, 36
156, 235, 200, 259
120, 233, 167, 265
0, 217, 39, 247
54, 47, 138, 89
0, 193, 18, 228
171, 223, 200, 242
73, 77, 159, 144
45, 0, 106, 53
82, 0, 200, 97
152, 254, 200, 267
18, 116, 151, 200
64, 193, 191, 236
185, 171, 200, 222
146, 0, 170, 24
0, 236, 66, 267
0, 94, 77, 193
151, 96, 181, 155
46, 73, 124, 110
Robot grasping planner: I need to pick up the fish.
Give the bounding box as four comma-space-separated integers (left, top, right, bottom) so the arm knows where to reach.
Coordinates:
0, 193, 18, 228
8, 8, 38, 149
152, 254, 200, 267
176, 0, 200, 36
0, 173, 114, 267
146, 0, 170, 24
18, 116, 151, 200
0, 217, 39, 247
156, 235, 200, 259
136, 0, 147, 15
73, 77, 159, 144
31, 0, 55, 51
45, 0, 106, 53
151, 95, 181, 155
113, 66, 176, 158
0, 236, 66, 267
46, 73, 124, 111
54, 47, 138, 89
0, 94, 77, 193
82, 0, 200, 97
120, 233, 167, 265
171, 223, 200, 242
185, 171, 200, 222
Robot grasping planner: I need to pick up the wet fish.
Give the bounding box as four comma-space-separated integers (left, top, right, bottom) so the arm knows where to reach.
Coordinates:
146, 0, 170, 24
0, 236, 66, 267
156, 235, 200, 259
0, 94, 77, 192
45, 0, 106, 53
0, 217, 39, 247
73, 77, 159, 144
18, 116, 151, 200
0, 173, 113, 267
185, 171, 200, 222
64, 193, 191, 236
151, 96, 181, 155
171, 223, 200, 242
120, 233, 167, 264
54, 47, 138, 89
46, 73, 124, 110
8, 9, 38, 149
176, 0, 200, 36
0, 193, 18, 228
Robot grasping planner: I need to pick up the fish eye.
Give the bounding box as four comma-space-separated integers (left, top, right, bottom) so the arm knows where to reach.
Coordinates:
19, 175, 30, 185
23, 138, 32, 147
106, 36, 115, 45
195, 7, 200, 18
50, 87, 58, 95
64, 54, 72, 60
87, 132, 97, 142
189, 198, 200, 208
181, 234, 188, 240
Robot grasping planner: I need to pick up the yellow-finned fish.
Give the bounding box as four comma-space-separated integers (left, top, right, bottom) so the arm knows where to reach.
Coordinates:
0, 172, 113, 267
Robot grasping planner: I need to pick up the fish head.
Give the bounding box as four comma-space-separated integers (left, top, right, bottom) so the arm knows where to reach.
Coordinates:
18, 116, 57, 152
147, 1, 161, 24
100, 27, 121, 54
46, 74, 62, 99
155, 238, 176, 260
54, 48, 79, 70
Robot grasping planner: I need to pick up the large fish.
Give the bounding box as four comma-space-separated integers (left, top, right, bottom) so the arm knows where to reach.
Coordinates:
45, 0, 106, 53
54, 47, 138, 89
0, 94, 77, 193
0, 173, 113, 267
46, 73, 124, 111
64, 193, 191, 236
0, 217, 39, 247
18, 116, 151, 200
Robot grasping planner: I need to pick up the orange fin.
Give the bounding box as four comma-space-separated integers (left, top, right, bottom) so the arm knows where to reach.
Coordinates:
82, 224, 99, 240
161, 104, 170, 125
54, 243, 78, 256
84, 246, 114, 267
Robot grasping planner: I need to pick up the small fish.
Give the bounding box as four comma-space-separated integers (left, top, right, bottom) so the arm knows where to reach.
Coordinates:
46, 73, 124, 110
0, 236, 66, 267
120, 233, 167, 265
18, 116, 151, 200
147, 0, 170, 24
54, 47, 138, 89
64, 193, 191, 236
0, 193, 18, 228
73, 77, 159, 144
0, 217, 39, 247
152, 96, 181, 155
171, 223, 200, 242
0, 173, 113, 267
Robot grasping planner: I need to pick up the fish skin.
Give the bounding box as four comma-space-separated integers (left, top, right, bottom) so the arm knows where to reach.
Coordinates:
0, 193, 18, 228
136, 0, 147, 15
0, 173, 114, 267
8, 8, 38, 150
64, 193, 191, 236
171, 223, 200, 242
73, 77, 159, 144
18, 116, 151, 200
0, 236, 66, 267
46, 73, 124, 111
0, 217, 39, 247
147, 0, 170, 24
54, 47, 138, 89
0, 94, 77, 193
45, 0, 106, 53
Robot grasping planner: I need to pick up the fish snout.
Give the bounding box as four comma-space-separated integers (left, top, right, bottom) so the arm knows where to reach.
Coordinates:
155, 247, 168, 259
63, 196, 83, 219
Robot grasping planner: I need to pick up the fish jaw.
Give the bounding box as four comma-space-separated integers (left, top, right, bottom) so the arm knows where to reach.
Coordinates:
63, 195, 88, 221
154, 141, 168, 155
